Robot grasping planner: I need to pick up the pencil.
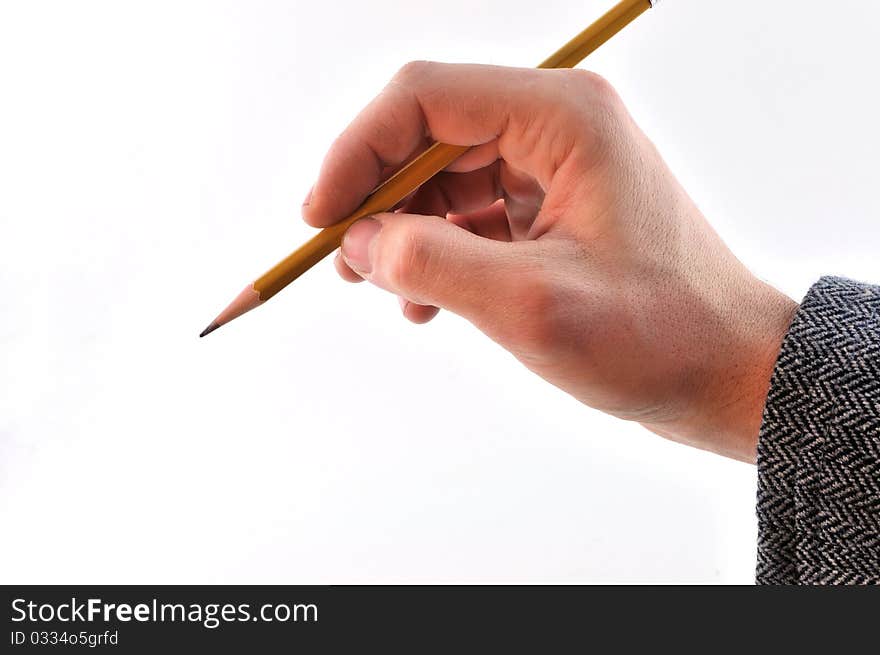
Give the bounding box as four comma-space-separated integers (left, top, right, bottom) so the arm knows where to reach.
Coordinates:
200, 0, 659, 338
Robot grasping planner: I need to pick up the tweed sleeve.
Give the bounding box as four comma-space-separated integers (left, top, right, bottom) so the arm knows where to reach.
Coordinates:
756, 276, 880, 584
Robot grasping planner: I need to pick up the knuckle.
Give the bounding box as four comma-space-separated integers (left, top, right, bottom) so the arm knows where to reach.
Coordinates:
566, 69, 617, 101
557, 70, 620, 127
393, 60, 432, 85
380, 222, 433, 293
554, 70, 620, 163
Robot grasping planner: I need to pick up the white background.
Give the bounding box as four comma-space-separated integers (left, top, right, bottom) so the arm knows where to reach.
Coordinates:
1, 0, 878, 584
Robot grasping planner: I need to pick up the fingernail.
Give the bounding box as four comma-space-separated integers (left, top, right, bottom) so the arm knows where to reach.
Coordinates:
342, 218, 381, 274
302, 185, 314, 207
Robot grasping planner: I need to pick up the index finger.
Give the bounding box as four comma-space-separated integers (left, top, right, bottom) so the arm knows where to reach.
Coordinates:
302, 62, 608, 228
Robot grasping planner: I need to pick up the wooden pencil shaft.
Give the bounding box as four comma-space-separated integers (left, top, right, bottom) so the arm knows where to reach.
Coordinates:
538, 0, 650, 69
254, 0, 651, 302
256, 142, 468, 299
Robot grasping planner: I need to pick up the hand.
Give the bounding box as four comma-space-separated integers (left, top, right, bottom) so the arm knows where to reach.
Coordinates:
302, 62, 798, 463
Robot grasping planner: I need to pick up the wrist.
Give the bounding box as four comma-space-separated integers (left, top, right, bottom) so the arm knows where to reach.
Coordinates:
697, 280, 799, 462
641, 278, 798, 463
733, 283, 799, 461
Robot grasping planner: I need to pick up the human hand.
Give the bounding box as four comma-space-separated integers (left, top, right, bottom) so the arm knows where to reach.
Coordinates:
302, 62, 798, 462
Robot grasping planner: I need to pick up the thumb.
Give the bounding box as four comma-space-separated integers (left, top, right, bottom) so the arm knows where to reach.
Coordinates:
340, 212, 522, 322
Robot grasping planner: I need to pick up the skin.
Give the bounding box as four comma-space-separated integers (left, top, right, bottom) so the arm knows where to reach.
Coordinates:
302, 62, 799, 463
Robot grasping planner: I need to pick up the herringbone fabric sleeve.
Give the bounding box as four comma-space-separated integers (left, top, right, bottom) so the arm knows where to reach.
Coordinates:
756, 277, 880, 584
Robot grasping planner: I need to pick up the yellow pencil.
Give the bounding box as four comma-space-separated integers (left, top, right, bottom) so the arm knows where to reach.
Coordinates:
200, 0, 659, 337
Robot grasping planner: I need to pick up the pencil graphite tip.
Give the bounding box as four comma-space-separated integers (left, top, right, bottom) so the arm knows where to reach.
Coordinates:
199, 321, 221, 338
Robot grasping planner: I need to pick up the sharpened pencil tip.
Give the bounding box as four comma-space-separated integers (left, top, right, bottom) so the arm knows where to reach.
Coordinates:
199, 321, 221, 338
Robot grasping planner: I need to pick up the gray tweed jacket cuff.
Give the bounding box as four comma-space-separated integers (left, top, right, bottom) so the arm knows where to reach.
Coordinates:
756, 276, 880, 584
